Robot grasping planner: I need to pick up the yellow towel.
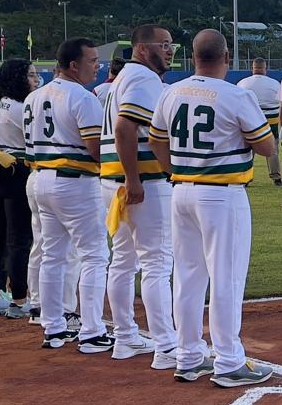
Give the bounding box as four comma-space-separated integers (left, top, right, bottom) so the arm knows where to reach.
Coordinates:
107, 186, 128, 238
0, 151, 16, 168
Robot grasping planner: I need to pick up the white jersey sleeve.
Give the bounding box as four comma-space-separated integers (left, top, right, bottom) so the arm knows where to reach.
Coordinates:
10, 100, 23, 130
280, 82, 282, 102
149, 90, 170, 143
237, 90, 272, 144
71, 92, 104, 141
118, 74, 164, 126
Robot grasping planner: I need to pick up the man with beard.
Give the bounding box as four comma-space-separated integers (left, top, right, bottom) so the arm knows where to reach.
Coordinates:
100, 24, 177, 369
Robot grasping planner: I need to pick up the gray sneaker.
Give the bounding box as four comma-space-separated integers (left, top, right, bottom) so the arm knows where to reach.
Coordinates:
174, 357, 214, 382
210, 361, 273, 388
5, 303, 30, 319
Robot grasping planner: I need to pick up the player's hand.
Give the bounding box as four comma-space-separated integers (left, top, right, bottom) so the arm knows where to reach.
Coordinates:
125, 179, 144, 204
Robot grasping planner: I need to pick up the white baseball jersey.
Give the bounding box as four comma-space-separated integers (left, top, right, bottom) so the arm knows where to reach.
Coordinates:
94, 82, 112, 107
237, 74, 280, 129
100, 62, 166, 181
149, 75, 272, 184
279, 82, 282, 102
0, 97, 25, 158
24, 78, 103, 175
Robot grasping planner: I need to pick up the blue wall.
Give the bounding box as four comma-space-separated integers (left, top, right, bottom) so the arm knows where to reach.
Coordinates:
38, 70, 282, 89
163, 70, 282, 85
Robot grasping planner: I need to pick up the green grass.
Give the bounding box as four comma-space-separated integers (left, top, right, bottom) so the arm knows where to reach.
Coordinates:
246, 154, 282, 298
134, 155, 282, 299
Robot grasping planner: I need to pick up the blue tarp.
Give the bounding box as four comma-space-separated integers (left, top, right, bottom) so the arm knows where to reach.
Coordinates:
38, 67, 282, 90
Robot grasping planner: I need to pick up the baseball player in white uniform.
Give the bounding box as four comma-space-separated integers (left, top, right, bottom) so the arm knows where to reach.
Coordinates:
149, 29, 274, 387
93, 57, 126, 107
24, 37, 114, 352
101, 24, 177, 369
237, 58, 281, 186
26, 170, 82, 327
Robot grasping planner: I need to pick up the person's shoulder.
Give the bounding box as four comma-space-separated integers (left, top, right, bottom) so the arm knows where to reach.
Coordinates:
94, 82, 111, 93
2, 98, 23, 114
264, 75, 280, 86
236, 76, 252, 87
127, 62, 159, 80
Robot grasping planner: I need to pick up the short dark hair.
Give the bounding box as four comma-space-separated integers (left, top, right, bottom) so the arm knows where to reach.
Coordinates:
56, 37, 96, 70
131, 24, 164, 47
0, 58, 32, 102
110, 57, 126, 76
253, 57, 267, 68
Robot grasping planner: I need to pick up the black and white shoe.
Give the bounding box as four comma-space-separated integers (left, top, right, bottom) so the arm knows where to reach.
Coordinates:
64, 312, 81, 330
29, 308, 41, 325
78, 333, 115, 354
42, 330, 79, 349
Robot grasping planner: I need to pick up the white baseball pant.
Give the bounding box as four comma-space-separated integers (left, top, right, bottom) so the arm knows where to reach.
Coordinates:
26, 170, 81, 313
102, 178, 177, 352
34, 170, 109, 339
172, 183, 251, 374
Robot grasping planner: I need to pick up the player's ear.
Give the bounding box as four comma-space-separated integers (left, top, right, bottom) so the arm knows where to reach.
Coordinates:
70, 60, 79, 72
136, 43, 148, 57
192, 52, 195, 67
224, 50, 229, 65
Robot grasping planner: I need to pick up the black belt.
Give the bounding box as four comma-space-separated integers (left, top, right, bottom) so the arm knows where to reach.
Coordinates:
56, 170, 81, 178
114, 177, 125, 183
37, 169, 92, 178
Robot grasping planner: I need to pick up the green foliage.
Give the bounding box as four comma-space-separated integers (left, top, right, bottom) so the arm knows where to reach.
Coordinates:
0, 1, 281, 61
246, 155, 282, 298
135, 155, 282, 299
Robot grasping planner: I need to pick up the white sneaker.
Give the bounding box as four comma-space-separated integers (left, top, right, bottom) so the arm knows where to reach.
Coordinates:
151, 348, 177, 370
0, 290, 11, 315
0, 298, 9, 315
112, 335, 155, 359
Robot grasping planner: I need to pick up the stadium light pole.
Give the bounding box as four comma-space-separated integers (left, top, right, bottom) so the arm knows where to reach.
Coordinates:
233, 0, 239, 70
104, 14, 113, 44
177, 9, 181, 27
212, 16, 224, 34
58, 1, 70, 41
219, 16, 224, 34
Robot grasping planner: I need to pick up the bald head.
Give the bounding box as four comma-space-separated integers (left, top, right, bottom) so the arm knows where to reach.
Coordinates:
193, 29, 228, 64
252, 57, 267, 75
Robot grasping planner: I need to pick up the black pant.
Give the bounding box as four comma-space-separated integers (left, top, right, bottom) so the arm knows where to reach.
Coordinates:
0, 198, 7, 290
0, 162, 32, 300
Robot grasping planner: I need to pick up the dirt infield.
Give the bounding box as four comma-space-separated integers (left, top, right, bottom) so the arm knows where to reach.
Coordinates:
0, 299, 281, 405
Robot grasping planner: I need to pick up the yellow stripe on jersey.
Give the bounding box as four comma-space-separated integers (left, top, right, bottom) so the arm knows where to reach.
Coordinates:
119, 103, 153, 124
101, 160, 163, 178
149, 125, 169, 142
149, 134, 169, 143
171, 168, 253, 184
243, 122, 272, 143
267, 117, 279, 126
80, 126, 102, 139
33, 158, 100, 174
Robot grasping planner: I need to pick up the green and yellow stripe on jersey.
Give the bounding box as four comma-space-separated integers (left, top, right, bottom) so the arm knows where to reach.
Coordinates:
242, 121, 272, 144
100, 150, 165, 181
25, 150, 100, 175
80, 125, 102, 140
150, 120, 272, 185
119, 103, 153, 126
149, 125, 169, 142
